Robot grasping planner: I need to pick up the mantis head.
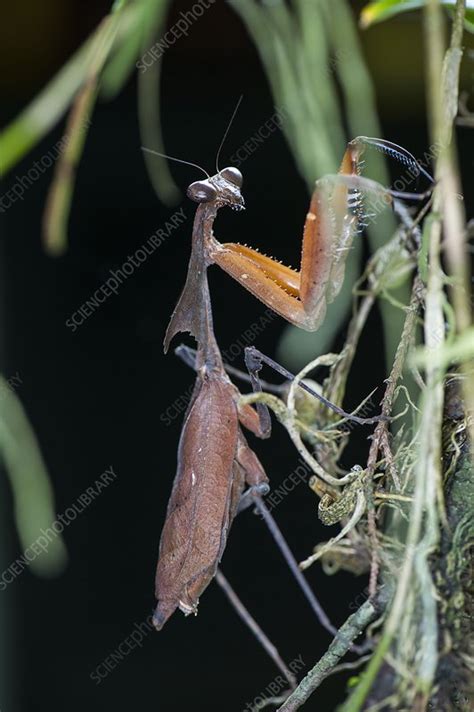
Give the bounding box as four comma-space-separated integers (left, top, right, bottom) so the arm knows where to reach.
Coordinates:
187, 167, 245, 211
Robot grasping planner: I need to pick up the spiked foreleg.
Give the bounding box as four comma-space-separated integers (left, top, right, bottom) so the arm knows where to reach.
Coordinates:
208, 139, 364, 331
209, 240, 310, 327
209, 181, 355, 332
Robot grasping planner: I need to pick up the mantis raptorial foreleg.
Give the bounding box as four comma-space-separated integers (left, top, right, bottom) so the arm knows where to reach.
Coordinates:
201, 137, 433, 331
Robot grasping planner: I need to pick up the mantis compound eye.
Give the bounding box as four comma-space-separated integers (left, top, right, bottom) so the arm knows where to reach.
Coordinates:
187, 180, 217, 203
220, 167, 243, 188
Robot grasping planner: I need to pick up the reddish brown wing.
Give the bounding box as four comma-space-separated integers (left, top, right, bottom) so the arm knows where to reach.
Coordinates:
154, 376, 239, 630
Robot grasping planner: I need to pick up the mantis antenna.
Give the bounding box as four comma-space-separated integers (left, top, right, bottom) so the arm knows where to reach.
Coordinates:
141, 147, 210, 179
215, 94, 244, 173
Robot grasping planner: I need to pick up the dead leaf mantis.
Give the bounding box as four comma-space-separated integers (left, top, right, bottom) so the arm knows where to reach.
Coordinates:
150, 134, 432, 631
152, 171, 270, 630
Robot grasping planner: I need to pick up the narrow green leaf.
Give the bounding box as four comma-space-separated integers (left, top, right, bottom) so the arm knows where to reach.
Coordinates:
42, 0, 131, 255
138, 0, 180, 206
0, 43, 92, 176
0, 3, 137, 176
361, 0, 474, 33
101, 0, 171, 100
0, 378, 67, 576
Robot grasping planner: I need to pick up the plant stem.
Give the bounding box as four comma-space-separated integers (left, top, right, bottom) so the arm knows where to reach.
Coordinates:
276, 600, 377, 712
339, 3, 468, 709
433, 0, 474, 444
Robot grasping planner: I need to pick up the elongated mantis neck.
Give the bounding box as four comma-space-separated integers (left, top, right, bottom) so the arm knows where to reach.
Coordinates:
164, 199, 225, 376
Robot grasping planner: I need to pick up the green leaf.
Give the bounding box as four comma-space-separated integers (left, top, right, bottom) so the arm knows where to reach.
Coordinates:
0, 3, 138, 177
137, 0, 180, 205
43, 0, 131, 255
0, 377, 67, 576
360, 0, 474, 33
0, 40, 92, 176
101, 0, 171, 100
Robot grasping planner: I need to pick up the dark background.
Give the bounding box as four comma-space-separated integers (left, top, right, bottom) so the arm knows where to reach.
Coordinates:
1, 2, 474, 711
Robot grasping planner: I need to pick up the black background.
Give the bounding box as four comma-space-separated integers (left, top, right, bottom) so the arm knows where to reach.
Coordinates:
1, 1, 474, 711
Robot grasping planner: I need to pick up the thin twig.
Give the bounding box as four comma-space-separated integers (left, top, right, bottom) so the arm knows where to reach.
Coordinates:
253, 496, 367, 656
364, 277, 423, 595
216, 569, 297, 689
